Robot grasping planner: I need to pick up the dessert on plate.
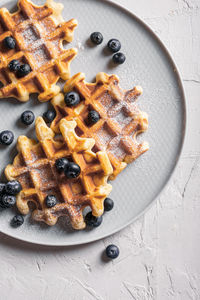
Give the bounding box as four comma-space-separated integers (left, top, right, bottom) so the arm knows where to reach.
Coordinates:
51, 72, 149, 180
0, 0, 77, 102
0, 0, 149, 232
5, 117, 113, 229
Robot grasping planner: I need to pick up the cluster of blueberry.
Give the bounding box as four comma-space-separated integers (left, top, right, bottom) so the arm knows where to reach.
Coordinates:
90, 32, 126, 65
55, 157, 81, 178
4, 36, 31, 78
0, 180, 24, 227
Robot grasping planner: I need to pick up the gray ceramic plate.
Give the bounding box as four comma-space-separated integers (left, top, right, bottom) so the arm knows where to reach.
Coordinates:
0, 0, 186, 246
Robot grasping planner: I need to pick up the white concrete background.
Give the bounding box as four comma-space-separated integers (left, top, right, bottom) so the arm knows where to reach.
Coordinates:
0, 0, 200, 299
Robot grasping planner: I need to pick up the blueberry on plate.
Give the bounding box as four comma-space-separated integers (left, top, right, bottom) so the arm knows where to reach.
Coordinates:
11, 215, 24, 227
55, 158, 69, 173
8, 59, 20, 72
17, 63, 31, 78
4, 36, 16, 49
1, 194, 16, 208
104, 197, 114, 212
45, 195, 57, 208
43, 110, 56, 123
88, 110, 100, 125
0, 130, 14, 145
0, 183, 5, 194
21, 110, 35, 125
112, 52, 126, 64
64, 162, 81, 179
5, 180, 22, 195
85, 212, 103, 227
90, 32, 103, 45
105, 244, 119, 259
107, 39, 121, 53
64, 91, 80, 107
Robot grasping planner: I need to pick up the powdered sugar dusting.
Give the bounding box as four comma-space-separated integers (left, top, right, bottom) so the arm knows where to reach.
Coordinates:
33, 46, 50, 67
21, 26, 39, 46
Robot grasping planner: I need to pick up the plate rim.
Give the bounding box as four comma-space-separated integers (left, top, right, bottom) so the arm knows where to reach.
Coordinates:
0, 0, 186, 247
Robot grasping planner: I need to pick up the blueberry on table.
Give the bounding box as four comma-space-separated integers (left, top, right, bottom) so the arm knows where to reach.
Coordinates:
112, 52, 126, 64
45, 195, 57, 208
11, 215, 24, 227
85, 212, 103, 227
0, 183, 5, 194
43, 110, 56, 123
8, 59, 20, 72
104, 197, 114, 212
107, 39, 121, 53
0, 130, 14, 145
55, 158, 69, 173
1, 194, 16, 208
17, 64, 31, 78
88, 110, 100, 125
5, 180, 22, 195
64, 162, 81, 179
64, 91, 80, 107
90, 32, 103, 45
105, 244, 119, 259
4, 36, 16, 49
21, 110, 35, 125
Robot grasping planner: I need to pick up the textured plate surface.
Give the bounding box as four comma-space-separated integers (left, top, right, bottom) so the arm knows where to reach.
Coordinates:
0, 0, 185, 246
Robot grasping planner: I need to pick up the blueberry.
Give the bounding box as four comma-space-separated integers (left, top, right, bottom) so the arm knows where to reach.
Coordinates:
0, 183, 5, 194
5, 180, 22, 195
105, 244, 119, 259
11, 215, 24, 227
4, 36, 16, 49
104, 197, 114, 212
1, 194, 16, 208
88, 110, 100, 125
107, 39, 121, 53
17, 64, 31, 78
21, 110, 35, 125
43, 110, 56, 123
64, 91, 80, 107
90, 32, 103, 45
55, 158, 69, 173
8, 60, 20, 72
45, 195, 57, 208
64, 162, 81, 179
85, 212, 103, 227
0, 130, 14, 145
112, 52, 126, 64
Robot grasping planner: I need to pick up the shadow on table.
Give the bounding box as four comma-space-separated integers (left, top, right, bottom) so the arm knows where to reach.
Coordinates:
0, 231, 94, 253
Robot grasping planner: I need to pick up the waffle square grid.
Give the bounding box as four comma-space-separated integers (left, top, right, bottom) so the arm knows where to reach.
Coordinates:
5, 117, 113, 230
0, 0, 78, 102
51, 72, 149, 179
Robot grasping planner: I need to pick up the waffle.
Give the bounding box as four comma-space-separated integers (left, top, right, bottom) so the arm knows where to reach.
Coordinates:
0, 0, 78, 102
51, 72, 149, 180
5, 117, 113, 230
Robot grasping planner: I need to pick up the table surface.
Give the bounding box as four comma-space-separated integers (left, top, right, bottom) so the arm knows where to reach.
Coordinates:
0, 0, 200, 299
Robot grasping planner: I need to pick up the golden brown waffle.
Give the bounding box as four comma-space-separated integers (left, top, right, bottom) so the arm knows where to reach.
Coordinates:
0, 0, 78, 102
5, 117, 113, 230
51, 72, 149, 180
